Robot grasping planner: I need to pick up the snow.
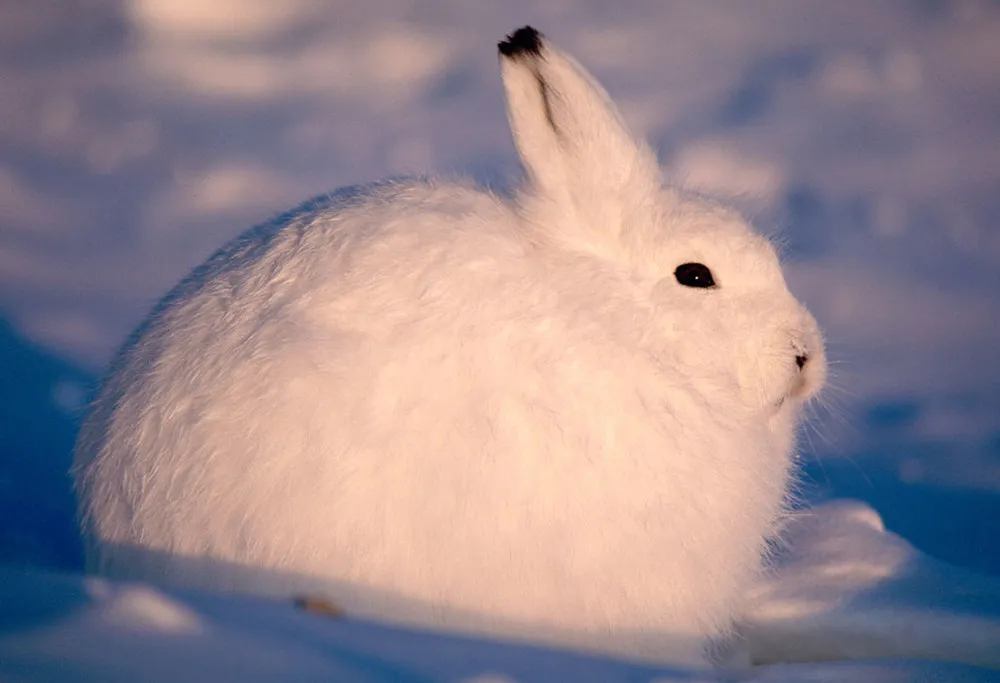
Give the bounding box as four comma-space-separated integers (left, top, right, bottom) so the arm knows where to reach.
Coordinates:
3, 502, 1000, 681
744, 501, 1000, 669
1, 1, 1000, 680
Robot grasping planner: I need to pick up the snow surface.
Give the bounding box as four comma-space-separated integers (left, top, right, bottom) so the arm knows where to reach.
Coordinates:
2, 501, 999, 681
2, 1, 1000, 680
743, 501, 1000, 670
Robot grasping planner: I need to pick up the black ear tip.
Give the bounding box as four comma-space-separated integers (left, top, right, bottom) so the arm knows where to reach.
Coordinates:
498, 26, 544, 58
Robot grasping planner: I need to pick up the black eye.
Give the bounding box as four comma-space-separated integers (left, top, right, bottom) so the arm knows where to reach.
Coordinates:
674, 262, 716, 288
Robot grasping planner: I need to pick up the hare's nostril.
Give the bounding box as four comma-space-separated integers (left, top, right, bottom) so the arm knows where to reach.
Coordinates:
796, 354, 809, 370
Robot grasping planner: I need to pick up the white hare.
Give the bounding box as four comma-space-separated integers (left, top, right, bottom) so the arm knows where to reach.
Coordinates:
74, 27, 825, 665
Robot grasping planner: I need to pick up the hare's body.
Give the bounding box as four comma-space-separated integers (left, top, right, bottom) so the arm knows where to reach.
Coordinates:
75, 28, 825, 665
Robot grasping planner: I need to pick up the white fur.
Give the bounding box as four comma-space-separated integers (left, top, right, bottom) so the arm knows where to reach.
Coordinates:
73, 28, 825, 666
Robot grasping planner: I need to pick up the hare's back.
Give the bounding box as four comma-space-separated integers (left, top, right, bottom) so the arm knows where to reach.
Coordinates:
76, 178, 540, 554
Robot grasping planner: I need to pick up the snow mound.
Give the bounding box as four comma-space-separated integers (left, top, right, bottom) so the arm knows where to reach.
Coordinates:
744, 500, 1000, 669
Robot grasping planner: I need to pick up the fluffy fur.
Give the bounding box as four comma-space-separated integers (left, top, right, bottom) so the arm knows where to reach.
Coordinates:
74, 27, 825, 665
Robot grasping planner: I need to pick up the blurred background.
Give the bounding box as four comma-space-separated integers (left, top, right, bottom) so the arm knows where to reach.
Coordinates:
1, 0, 998, 578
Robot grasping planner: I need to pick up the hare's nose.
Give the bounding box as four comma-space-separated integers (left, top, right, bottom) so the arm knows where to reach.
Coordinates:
795, 354, 809, 370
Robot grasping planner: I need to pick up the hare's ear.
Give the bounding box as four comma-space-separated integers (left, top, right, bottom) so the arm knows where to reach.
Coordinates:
498, 27, 656, 204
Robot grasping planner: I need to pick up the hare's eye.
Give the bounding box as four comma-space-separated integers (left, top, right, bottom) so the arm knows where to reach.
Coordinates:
674, 262, 716, 289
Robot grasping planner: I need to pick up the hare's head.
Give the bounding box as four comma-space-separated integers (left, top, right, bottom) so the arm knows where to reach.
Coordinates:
500, 27, 825, 435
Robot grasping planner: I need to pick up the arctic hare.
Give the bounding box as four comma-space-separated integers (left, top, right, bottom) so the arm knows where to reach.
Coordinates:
74, 27, 825, 665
